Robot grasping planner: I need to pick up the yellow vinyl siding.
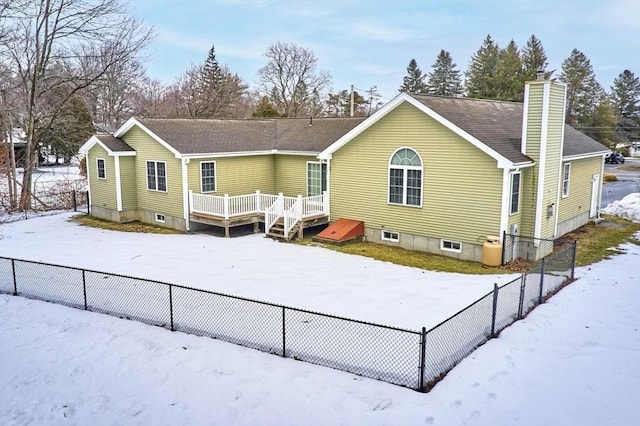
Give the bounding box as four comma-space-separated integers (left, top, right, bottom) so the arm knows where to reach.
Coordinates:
275, 155, 313, 196
119, 156, 137, 211
121, 127, 184, 219
87, 145, 117, 210
330, 102, 503, 244
187, 155, 276, 195
558, 157, 601, 222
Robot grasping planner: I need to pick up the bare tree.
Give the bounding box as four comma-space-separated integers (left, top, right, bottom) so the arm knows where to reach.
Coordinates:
258, 41, 331, 117
0, 0, 152, 211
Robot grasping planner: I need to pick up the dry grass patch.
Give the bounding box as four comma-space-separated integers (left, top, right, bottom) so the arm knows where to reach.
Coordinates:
301, 216, 640, 273
72, 215, 182, 234
560, 216, 640, 266
617, 165, 640, 172
603, 173, 618, 182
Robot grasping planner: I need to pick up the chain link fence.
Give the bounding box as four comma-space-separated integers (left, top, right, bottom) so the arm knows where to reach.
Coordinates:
502, 232, 556, 264
0, 241, 576, 392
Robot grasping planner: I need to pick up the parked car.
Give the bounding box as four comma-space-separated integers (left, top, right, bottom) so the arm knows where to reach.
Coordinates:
605, 152, 625, 164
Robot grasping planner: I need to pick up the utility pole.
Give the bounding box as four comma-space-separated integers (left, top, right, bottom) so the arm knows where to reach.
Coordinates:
350, 85, 354, 117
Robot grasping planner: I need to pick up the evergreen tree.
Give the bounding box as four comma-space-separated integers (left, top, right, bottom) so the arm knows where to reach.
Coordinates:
495, 40, 523, 101
611, 70, 640, 143
611, 70, 640, 118
465, 34, 500, 98
253, 96, 280, 117
426, 50, 463, 97
560, 48, 604, 126
585, 98, 619, 149
521, 34, 549, 82
399, 59, 427, 93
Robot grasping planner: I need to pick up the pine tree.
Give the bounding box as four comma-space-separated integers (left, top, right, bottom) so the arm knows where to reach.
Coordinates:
495, 40, 523, 101
253, 96, 280, 117
521, 35, 548, 82
560, 48, 604, 126
611, 70, 640, 143
611, 70, 640, 118
465, 34, 500, 98
399, 59, 427, 94
426, 50, 463, 97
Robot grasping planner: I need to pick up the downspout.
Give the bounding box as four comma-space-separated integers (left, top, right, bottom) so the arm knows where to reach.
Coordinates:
182, 157, 190, 231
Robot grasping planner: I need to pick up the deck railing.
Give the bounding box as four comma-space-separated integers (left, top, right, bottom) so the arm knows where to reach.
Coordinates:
191, 190, 327, 232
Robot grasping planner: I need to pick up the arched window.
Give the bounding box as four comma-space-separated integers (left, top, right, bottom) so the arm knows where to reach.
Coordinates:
388, 148, 422, 206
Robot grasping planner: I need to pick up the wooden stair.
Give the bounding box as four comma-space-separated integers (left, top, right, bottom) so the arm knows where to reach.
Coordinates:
266, 217, 299, 241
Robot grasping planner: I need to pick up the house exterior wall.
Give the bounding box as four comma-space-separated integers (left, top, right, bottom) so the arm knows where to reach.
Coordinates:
87, 144, 118, 215
119, 155, 138, 221
329, 101, 503, 261
187, 155, 276, 195
275, 154, 312, 196
557, 156, 602, 235
121, 127, 186, 231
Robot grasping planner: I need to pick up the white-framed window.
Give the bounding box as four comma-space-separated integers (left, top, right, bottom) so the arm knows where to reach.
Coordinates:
155, 213, 165, 223
96, 158, 106, 179
381, 230, 400, 242
201, 161, 216, 193
147, 161, 167, 192
388, 148, 423, 207
307, 162, 327, 196
441, 240, 462, 253
510, 171, 521, 215
562, 163, 571, 197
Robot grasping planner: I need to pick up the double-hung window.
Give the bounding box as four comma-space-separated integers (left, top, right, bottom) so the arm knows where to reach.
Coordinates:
96, 158, 106, 179
307, 162, 327, 196
388, 148, 422, 207
562, 163, 571, 197
510, 171, 521, 215
201, 161, 216, 193
147, 161, 167, 192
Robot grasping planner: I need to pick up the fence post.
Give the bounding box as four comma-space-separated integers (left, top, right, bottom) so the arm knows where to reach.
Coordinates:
86, 191, 90, 214
538, 258, 546, 305
223, 194, 229, 219
169, 284, 174, 331
501, 230, 506, 266
72, 191, 77, 212
82, 270, 87, 310
419, 327, 426, 391
570, 240, 578, 280
282, 306, 286, 358
11, 259, 17, 296
490, 283, 498, 337
517, 274, 526, 319
256, 190, 261, 212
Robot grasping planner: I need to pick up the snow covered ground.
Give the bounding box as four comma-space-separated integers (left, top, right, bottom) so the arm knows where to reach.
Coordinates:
0, 206, 639, 425
602, 192, 640, 223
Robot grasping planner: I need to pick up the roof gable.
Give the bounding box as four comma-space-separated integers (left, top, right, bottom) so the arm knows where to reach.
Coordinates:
79, 135, 135, 156
319, 92, 608, 165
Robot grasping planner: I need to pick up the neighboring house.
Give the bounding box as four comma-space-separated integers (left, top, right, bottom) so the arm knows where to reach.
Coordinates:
80, 80, 608, 262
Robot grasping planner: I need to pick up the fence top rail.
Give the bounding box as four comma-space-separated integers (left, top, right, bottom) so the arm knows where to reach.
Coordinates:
425, 288, 495, 335
0, 255, 420, 335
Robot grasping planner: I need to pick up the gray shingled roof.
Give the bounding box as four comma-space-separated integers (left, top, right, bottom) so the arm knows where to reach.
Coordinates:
411, 94, 608, 163
96, 134, 135, 152
133, 117, 366, 155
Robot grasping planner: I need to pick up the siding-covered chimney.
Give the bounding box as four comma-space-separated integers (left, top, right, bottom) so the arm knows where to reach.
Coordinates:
520, 80, 567, 254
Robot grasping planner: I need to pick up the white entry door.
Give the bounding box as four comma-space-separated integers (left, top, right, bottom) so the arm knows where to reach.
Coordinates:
590, 174, 600, 217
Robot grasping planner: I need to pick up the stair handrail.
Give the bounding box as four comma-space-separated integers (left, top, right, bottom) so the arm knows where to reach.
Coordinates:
283, 195, 303, 237
265, 192, 284, 232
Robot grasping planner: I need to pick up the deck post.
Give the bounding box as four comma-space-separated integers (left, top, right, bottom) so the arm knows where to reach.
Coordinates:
256, 190, 261, 212
322, 190, 329, 216
224, 194, 229, 219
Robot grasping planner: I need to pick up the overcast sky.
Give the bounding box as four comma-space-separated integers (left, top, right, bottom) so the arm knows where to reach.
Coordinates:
131, 0, 639, 101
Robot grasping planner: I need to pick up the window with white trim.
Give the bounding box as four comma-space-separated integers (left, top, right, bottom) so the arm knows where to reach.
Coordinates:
155, 213, 165, 223
562, 163, 571, 197
96, 158, 106, 179
388, 148, 422, 207
201, 161, 216, 193
510, 171, 521, 215
381, 230, 400, 242
441, 240, 462, 253
147, 161, 167, 192
307, 162, 327, 196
